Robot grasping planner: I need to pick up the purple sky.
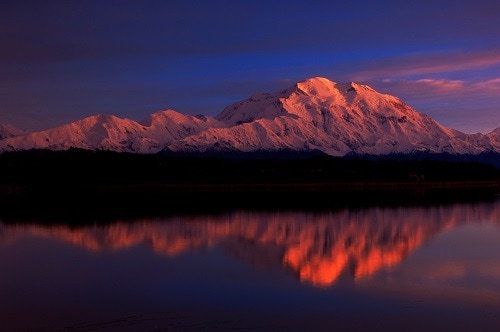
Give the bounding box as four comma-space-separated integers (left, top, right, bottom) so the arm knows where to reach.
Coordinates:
1, 0, 499, 134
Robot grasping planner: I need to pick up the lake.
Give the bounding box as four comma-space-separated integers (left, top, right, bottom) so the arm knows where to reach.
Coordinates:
1, 195, 499, 331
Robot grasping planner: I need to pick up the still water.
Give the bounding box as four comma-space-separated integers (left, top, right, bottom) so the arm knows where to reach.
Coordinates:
1, 197, 499, 331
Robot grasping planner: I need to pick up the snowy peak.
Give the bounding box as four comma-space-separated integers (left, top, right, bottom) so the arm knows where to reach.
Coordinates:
0, 77, 499, 157
170, 77, 499, 156
0, 114, 149, 153
140, 109, 224, 129
488, 128, 500, 139
216, 88, 292, 126
216, 77, 348, 126
216, 77, 410, 128
0, 123, 28, 139
290, 78, 377, 102
0, 111, 224, 154
140, 109, 186, 127
295, 76, 338, 96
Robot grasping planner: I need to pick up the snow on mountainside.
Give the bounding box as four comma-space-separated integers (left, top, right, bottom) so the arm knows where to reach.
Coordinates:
167, 77, 500, 156
0, 123, 27, 140
0, 77, 498, 156
0, 110, 225, 153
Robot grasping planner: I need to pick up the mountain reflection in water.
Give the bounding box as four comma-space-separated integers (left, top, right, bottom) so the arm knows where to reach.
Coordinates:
1, 201, 498, 287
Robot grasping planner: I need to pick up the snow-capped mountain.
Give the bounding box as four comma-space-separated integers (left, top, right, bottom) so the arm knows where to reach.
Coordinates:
0, 123, 27, 140
0, 110, 225, 153
0, 77, 498, 156
166, 77, 499, 156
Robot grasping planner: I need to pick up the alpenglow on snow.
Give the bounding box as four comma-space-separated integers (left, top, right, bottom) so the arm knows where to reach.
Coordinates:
0, 77, 498, 156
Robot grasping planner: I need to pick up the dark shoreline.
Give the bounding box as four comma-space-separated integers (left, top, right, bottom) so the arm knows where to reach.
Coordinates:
1, 149, 498, 223
91, 179, 500, 193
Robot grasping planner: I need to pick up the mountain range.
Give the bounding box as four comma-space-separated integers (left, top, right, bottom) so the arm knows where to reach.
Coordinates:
1, 77, 499, 156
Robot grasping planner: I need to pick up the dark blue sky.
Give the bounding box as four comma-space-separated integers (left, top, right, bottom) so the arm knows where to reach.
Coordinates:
1, 0, 499, 133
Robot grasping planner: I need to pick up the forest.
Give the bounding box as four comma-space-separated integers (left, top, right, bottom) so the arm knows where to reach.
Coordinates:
0, 149, 497, 221
0, 148, 498, 186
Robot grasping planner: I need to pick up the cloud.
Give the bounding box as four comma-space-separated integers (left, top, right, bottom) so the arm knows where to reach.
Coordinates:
473, 78, 500, 91
352, 49, 500, 81
376, 78, 466, 101
376, 77, 500, 101
415, 79, 464, 89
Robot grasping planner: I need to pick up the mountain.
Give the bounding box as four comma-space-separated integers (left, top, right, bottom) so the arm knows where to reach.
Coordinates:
0, 110, 225, 153
0, 123, 27, 140
165, 77, 500, 156
0, 77, 498, 156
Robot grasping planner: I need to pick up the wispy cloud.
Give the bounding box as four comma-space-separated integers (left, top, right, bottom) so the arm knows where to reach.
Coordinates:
376, 78, 467, 102
352, 49, 500, 81
377, 77, 500, 99
473, 78, 500, 91
414, 79, 464, 91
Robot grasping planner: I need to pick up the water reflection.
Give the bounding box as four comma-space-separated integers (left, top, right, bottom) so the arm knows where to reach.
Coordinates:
1, 200, 498, 287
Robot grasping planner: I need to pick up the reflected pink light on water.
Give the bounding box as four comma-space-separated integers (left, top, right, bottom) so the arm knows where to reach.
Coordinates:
2, 202, 498, 287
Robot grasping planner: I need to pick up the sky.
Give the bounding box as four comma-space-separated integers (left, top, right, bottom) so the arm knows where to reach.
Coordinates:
1, 0, 499, 134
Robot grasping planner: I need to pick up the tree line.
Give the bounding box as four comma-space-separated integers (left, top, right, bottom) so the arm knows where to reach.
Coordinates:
0, 148, 497, 186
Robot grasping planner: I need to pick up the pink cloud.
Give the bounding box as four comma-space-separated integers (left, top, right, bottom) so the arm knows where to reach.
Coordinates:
375, 78, 467, 101
376, 77, 500, 100
473, 78, 500, 91
352, 49, 500, 80
415, 79, 465, 91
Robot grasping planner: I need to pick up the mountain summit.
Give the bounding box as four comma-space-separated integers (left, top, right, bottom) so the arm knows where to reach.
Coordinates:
166, 77, 499, 156
0, 77, 498, 156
